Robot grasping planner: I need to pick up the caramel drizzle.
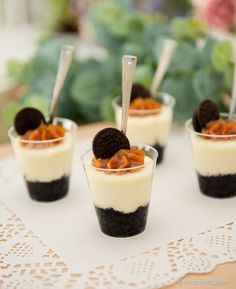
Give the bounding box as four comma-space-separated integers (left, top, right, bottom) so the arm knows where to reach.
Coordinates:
129, 97, 161, 116
92, 149, 145, 175
202, 119, 236, 140
20, 122, 66, 148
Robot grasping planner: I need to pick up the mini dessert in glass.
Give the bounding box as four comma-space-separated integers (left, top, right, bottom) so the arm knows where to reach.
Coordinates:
112, 84, 175, 164
186, 99, 236, 198
81, 128, 158, 237
9, 108, 76, 202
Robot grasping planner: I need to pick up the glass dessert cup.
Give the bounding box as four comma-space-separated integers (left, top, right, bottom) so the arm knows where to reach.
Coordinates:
112, 93, 175, 164
186, 113, 236, 198
8, 118, 76, 202
81, 144, 158, 238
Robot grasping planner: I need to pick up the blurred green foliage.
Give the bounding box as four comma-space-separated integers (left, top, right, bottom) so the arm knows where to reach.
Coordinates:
3, 0, 234, 127
45, 0, 79, 33
155, 0, 192, 17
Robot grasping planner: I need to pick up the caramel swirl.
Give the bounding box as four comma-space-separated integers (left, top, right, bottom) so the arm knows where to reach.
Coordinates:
93, 149, 145, 174
20, 122, 65, 148
129, 97, 161, 116
202, 119, 236, 140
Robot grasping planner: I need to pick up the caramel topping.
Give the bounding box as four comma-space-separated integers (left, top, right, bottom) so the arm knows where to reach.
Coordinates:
129, 97, 161, 116
20, 122, 65, 148
202, 119, 236, 140
93, 149, 145, 174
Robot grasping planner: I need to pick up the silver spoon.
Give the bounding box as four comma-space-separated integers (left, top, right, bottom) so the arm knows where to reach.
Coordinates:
48, 45, 75, 124
121, 55, 137, 134
229, 48, 236, 119
150, 39, 177, 96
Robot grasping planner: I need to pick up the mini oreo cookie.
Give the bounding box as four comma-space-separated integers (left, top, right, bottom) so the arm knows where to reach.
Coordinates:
14, 107, 46, 135
192, 109, 201, 132
192, 100, 220, 132
130, 83, 151, 102
197, 100, 220, 129
92, 127, 130, 159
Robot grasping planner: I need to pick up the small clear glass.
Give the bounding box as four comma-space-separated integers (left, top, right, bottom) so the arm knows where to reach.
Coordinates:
186, 113, 236, 198
8, 118, 77, 202
112, 92, 175, 164
81, 144, 158, 238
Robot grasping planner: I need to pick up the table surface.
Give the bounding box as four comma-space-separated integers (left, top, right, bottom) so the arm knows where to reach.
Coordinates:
0, 122, 236, 289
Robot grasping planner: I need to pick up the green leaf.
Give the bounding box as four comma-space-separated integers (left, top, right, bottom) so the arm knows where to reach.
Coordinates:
193, 69, 225, 102
223, 65, 234, 90
120, 42, 146, 62
162, 0, 192, 16
70, 59, 114, 121
2, 101, 22, 128
168, 42, 200, 73
6, 59, 25, 82
211, 41, 233, 72
161, 75, 197, 122
200, 37, 217, 66
134, 65, 153, 87
100, 93, 118, 122
171, 17, 206, 41
22, 94, 49, 116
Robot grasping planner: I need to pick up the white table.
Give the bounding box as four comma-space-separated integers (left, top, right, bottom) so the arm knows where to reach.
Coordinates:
1, 127, 236, 275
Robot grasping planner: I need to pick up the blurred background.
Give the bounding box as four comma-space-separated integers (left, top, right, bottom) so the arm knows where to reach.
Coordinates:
0, 0, 236, 143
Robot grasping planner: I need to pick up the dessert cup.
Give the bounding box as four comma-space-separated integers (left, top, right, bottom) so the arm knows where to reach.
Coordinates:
9, 118, 76, 202
81, 144, 158, 237
186, 113, 236, 198
112, 93, 175, 164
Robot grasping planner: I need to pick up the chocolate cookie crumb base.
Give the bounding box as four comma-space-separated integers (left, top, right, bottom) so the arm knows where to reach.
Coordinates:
95, 205, 149, 237
153, 143, 164, 164
197, 173, 236, 198
25, 176, 69, 202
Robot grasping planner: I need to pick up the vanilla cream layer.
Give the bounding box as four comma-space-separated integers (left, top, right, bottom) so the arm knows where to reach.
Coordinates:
115, 105, 172, 146
13, 132, 73, 182
190, 133, 236, 176
85, 157, 154, 213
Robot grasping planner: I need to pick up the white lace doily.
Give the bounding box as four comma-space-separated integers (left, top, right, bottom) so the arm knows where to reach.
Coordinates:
79, 222, 236, 289
0, 201, 81, 289
1, 200, 236, 289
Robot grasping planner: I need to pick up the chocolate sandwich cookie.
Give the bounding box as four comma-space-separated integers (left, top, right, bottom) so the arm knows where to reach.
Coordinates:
192, 100, 220, 132
92, 127, 130, 159
130, 83, 151, 102
14, 107, 46, 135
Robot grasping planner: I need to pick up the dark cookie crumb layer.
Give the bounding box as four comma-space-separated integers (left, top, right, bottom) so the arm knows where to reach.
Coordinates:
197, 173, 236, 198
25, 175, 69, 202
153, 143, 164, 164
95, 205, 149, 237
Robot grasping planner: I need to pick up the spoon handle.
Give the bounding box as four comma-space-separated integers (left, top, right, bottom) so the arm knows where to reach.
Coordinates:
121, 55, 137, 134
229, 48, 236, 119
49, 45, 75, 123
150, 39, 177, 96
